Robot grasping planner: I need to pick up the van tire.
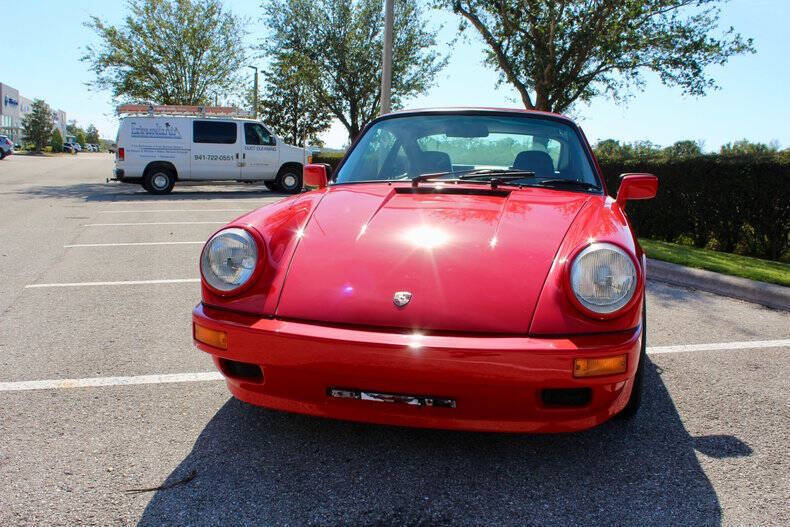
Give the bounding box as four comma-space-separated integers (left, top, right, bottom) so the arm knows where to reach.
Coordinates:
143, 165, 176, 194
274, 165, 302, 194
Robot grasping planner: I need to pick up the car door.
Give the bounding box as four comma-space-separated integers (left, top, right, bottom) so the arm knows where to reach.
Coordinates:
190, 120, 241, 180
241, 122, 278, 180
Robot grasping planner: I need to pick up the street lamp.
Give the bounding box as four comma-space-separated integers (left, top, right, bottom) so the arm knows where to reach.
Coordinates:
380, 0, 394, 114
248, 65, 259, 119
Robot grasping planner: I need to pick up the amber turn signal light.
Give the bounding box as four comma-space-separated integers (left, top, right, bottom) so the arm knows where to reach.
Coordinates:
194, 323, 227, 350
573, 354, 627, 378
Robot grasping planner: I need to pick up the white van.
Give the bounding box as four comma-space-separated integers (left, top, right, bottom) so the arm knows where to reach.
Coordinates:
111, 105, 307, 194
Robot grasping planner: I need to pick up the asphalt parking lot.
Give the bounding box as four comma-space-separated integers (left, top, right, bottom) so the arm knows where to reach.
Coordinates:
0, 153, 788, 526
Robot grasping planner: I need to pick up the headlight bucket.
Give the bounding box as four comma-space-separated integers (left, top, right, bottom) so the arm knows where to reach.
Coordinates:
200, 226, 264, 296
565, 242, 641, 319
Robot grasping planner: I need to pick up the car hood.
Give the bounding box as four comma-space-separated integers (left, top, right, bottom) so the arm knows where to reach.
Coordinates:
275, 184, 590, 333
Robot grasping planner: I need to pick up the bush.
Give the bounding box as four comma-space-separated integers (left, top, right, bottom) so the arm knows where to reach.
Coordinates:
50, 129, 64, 153
599, 156, 790, 261
312, 152, 344, 174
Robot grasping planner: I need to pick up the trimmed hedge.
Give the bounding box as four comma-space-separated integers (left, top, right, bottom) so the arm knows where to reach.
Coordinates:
599, 157, 790, 261
312, 153, 344, 172
313, 151, 790, 261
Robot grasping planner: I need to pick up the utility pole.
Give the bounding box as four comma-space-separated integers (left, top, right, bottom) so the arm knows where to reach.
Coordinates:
248, 65, 259, 118
380, 0, 394, 114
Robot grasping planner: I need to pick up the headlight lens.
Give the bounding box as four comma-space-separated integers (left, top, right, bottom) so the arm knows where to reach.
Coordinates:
570, 243, 637, 314
201, 228, 258, 292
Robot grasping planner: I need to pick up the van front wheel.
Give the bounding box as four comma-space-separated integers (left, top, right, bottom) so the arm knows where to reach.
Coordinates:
144, 168, 175, 194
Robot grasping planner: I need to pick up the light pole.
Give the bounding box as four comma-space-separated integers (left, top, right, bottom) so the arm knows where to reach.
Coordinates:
248, 65, 259, 118
380, 0, 394, 114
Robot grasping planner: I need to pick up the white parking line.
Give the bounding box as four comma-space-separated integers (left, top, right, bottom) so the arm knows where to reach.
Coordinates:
25, 278, 200, 288
97, 209, 248, 213
85, 221, 226, 226
0, 372, 223, 392
1, 339, 787, 392
647, 339, 790, 354
64, 241, 204, 248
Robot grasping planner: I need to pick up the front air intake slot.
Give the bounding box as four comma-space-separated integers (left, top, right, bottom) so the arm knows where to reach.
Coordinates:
541, 388, 592, 407
218, 358, 263, 383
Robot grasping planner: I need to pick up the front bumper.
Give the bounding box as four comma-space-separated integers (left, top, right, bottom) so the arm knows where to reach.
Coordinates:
193, 303, 642, 433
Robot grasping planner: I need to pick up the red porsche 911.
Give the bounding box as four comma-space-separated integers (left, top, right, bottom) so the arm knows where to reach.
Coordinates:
192, 108, 657, 433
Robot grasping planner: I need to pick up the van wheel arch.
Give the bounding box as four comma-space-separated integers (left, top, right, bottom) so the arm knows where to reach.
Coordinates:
274, 162, 303, 194
143, 162, 177, 194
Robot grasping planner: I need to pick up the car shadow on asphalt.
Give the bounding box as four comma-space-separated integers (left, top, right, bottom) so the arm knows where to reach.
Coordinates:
138, 359, 748, 526
18, 183, 287, 202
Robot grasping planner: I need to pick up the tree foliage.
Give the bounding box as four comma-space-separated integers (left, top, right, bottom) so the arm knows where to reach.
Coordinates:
263, 0, 446, 140
663, 139, 704, 158
720, 139, 779, 157
21, 99, 54, 152
83, 0, 247, 104
50, 129, 64, 153
258, 59, 333, 146
593, 138, 662, 160
437, 0, 754, 113
86, 124, 100, 144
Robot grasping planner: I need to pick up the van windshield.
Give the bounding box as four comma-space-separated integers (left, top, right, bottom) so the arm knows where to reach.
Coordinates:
334, 113, 600, 190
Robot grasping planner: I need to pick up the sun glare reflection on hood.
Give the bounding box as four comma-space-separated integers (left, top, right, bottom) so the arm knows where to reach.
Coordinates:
402, 225, 450, 250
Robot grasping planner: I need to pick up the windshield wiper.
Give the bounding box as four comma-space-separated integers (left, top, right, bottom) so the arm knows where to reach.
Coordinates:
529, 179, 600, 192
411, 169, 535, 189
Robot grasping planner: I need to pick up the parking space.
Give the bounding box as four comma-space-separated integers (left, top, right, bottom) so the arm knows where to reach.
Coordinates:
0, 154, 788, 525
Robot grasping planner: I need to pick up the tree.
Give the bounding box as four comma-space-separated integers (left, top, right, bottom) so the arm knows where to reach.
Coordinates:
593, 138, 661, 160
83, 0, 246, 104
263, 0, 446, 141
86, 124, 100, 144
720, 139, 779, 157
663, 139, 703, 158
21, 99, 54, 152
437, 0, 753, 113
256, 60, 333, 146
75, 130, 87, 148
51, 129, 64, 153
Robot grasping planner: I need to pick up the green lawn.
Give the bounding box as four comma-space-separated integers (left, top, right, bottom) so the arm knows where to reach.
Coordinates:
639, 238, 790, 287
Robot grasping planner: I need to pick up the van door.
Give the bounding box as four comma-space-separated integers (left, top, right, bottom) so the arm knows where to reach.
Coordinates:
190, 120, 241, 180
241, 123, 278, 180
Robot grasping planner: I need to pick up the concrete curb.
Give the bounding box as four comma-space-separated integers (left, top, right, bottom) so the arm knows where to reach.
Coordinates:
646, 258, 790, 311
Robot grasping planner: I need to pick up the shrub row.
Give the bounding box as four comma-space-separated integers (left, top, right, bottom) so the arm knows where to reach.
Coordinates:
312, 152, 790, 261
599, 157, 790, 261
312, 153, 344, 172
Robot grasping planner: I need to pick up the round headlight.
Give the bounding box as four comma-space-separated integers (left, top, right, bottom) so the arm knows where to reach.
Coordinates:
569, 243, 637, 314
201, 228, 259, 292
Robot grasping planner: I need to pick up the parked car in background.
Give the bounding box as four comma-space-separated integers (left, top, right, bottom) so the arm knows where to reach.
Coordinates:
192, 107, 658, 433
111, 104, 307, 194
108, 143, 117, 154
63, 142, 79, 154
0, 135, 13, 159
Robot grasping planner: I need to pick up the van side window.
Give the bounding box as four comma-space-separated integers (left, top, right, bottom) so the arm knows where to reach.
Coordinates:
244, 123, 275, 146
193, 121, 237, 144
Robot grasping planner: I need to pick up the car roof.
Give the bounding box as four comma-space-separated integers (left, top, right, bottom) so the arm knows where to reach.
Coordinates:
383, 107, 575, 125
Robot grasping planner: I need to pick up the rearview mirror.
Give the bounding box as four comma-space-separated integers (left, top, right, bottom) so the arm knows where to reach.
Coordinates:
616, 173, 657, 207
303, 164, 328, 189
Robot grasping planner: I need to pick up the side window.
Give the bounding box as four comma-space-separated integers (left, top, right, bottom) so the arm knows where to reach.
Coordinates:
244, 123, 275, 146
193, 121, 237, 144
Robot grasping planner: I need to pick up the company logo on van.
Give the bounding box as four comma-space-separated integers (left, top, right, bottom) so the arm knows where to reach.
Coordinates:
130, 121, 182, 139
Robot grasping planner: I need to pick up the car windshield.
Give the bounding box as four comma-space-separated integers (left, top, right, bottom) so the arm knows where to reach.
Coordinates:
334, 113, 601, 190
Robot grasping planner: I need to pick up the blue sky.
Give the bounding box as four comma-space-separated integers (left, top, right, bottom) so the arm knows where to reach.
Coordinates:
6, 0, 788, 150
